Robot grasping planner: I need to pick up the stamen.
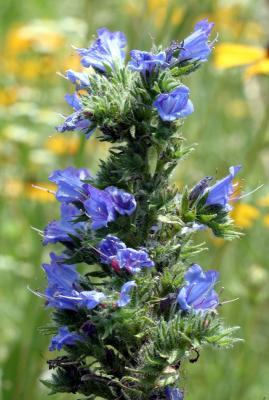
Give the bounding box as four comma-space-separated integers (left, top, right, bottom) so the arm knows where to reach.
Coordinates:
32, 184, 56, 195
238, 184, 264, 200
220, 297, 239, 305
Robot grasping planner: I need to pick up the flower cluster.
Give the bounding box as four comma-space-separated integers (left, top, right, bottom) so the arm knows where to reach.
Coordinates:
98, 234, 155, 274
48, 166, 136, 230
55, 19, 214, 136
34, 20, 242, 400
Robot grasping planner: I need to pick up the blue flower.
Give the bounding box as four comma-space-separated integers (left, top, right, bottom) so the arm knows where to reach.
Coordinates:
42, 254, 106, 311
117, 281, 137, 307
205, 165, 241, 211
58, 290, 106, 310
179, 19, 214, 63
49, 166, 92, 203
153, 86, 194, 122
165, 387, 184, 400
105, 186, 136, 216
83, 185, 136, 230
56, 112, 92, 136
98, 235, 126, 264
42, 253, 81, 310
97, 236, 154, 275
76, 28, 127, 72
49, 326, 83, 351
83, 185, 116, 230
43, 203, 87, 245
64, 93, 82, 110
116, 248, 155, 274
66, 69, 90, 89
56, 93, 95, 138
177, 264, 219, 313
128, 50, 167, 76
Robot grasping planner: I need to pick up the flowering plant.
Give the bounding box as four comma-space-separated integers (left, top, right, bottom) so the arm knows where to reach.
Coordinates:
35, 21, 242, 399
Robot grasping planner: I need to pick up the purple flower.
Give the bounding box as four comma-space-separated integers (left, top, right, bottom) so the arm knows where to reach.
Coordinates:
153, 86, 194, 122
117, 281, 137, 307
76, 28, 127, 72
98, 235, 126, 264
97, 236, 154, 275
179, 19, 214, 63
83, 185, 116, 230
42, 253, 81, 310
105, 186, 136, 216
49, 166, 92, 203
56, 93, 95, 138
205, 165, 241, 211
58, 290, 106, 310
41, 253, 106, 311
49, 326, 83, 351
128, 50, 167, 76
116, 248, 155, 274
65, 93, 82, 110
83, 185, 136, 230
165, 387, 184, 400
177, 264, 219, 313
66, 69, 90, 89
43, 203, 86, 245
56, 112, 93, 136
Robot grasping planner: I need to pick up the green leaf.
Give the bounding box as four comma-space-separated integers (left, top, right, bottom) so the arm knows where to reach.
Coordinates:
147, 145, 158, 177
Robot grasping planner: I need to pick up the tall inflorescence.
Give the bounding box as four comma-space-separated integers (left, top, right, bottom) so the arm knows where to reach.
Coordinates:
35, 21, 242, 400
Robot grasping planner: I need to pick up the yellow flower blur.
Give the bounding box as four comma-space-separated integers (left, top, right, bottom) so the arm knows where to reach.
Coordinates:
231, 203, 260, 228
0, 87, 17, 106
214, 43, 266, 69
125, 0, 184, 28
46, 135, 80, 155
5, 23, 65, 55
214, 43, 269, 78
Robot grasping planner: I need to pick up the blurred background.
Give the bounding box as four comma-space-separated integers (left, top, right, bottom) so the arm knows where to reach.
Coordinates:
1, 0, 269, 399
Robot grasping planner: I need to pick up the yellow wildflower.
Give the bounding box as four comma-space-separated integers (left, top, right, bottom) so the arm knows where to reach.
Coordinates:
5, 23, 65, 55
231, 203, 260, 228
245, 58, 269, 78
124, 0, 184, 28
46, 135, 80, 156
3, 52, 58, 80
0, 87, 17, 106
214, 42, 269, 78
214, 43, 266, 69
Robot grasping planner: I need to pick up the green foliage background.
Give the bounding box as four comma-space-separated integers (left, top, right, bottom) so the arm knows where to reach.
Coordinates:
0, 0, 269, 399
